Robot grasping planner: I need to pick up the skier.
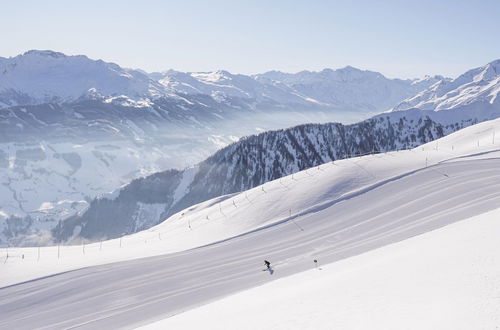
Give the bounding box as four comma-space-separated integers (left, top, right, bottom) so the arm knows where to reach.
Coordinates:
264, 260, 271, 270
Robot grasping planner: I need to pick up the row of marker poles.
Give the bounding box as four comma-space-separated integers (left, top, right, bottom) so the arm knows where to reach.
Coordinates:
23, 134, 498, 261
0, 148, 376, 261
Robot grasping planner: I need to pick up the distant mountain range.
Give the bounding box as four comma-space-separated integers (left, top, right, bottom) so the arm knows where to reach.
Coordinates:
393, 59, 500, 113
0, 50, 442, 112
0, 50, 499, 246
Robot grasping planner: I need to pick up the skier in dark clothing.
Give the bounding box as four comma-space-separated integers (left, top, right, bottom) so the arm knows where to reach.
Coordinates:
264, 260, 271, 270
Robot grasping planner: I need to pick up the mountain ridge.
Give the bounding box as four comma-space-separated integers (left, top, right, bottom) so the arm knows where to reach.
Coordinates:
1, 49, 445, 112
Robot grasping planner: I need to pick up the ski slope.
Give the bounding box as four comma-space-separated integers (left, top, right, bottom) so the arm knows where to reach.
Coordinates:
1, 119, 500, 329
142, 207, 500, 330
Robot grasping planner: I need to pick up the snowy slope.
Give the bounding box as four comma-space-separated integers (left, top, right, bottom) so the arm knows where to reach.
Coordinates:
156, 66, 443, 112
2, 50, 442, 245
53, 112, 452, 243
144, 207, 500, 330
1, 118, 499, 330
2, 117, 499, 280
156, 69, 311, 105
0, 50, 166, 107
1, 50, 440, 112
0, 97, 374, 246
2, 51, 497, 249
393, 59, 500, 114
0, 137, 218, 245
254, 67, 444, 111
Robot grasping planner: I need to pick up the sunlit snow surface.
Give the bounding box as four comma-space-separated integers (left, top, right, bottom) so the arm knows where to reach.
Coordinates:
143, 208, 500, 330
1, 118, 500, 329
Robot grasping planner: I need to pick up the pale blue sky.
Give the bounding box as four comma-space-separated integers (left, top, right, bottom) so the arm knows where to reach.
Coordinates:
1, 0, 499, 78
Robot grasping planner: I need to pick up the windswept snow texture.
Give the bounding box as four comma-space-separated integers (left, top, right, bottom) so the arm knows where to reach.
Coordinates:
1, 118, 499, 329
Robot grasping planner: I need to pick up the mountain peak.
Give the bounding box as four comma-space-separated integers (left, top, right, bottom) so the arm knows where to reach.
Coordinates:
487, 59, 500, 68
479, 59, 500, 81
339, 65, 360, 72
22, 50, 67, 59
392, 59, 500, 112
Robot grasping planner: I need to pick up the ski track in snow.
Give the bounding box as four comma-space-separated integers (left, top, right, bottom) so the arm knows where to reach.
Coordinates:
1, 119, 500, 329
144, 207, 500, 330
1, 161, 499, 329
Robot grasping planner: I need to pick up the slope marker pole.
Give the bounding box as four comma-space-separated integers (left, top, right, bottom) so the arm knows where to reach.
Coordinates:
3, 245, 8, 264
245, 192, 252, 204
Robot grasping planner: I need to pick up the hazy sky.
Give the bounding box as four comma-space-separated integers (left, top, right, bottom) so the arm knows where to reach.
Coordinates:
1, 0, 499, 78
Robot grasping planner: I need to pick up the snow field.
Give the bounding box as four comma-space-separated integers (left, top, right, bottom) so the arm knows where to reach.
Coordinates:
1, 118, 500, 288
143, 207, 500, 330
0, 119, 499, 329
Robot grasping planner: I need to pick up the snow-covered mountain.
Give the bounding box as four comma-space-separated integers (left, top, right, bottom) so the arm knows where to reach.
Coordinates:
254, 68, 445, 111
0, 50, 449, 246
53, 60, 500, 244
1, 53, 499, 246
2, 118, 499, 329
52, 111, 460, 243
0, 50, 441, 112
154, 67, 444, 112
393, 59, 500, 119
0, 50, 167, 108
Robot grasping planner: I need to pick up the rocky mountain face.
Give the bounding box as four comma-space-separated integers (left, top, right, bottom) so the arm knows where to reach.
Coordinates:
53, 110, 478, 243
